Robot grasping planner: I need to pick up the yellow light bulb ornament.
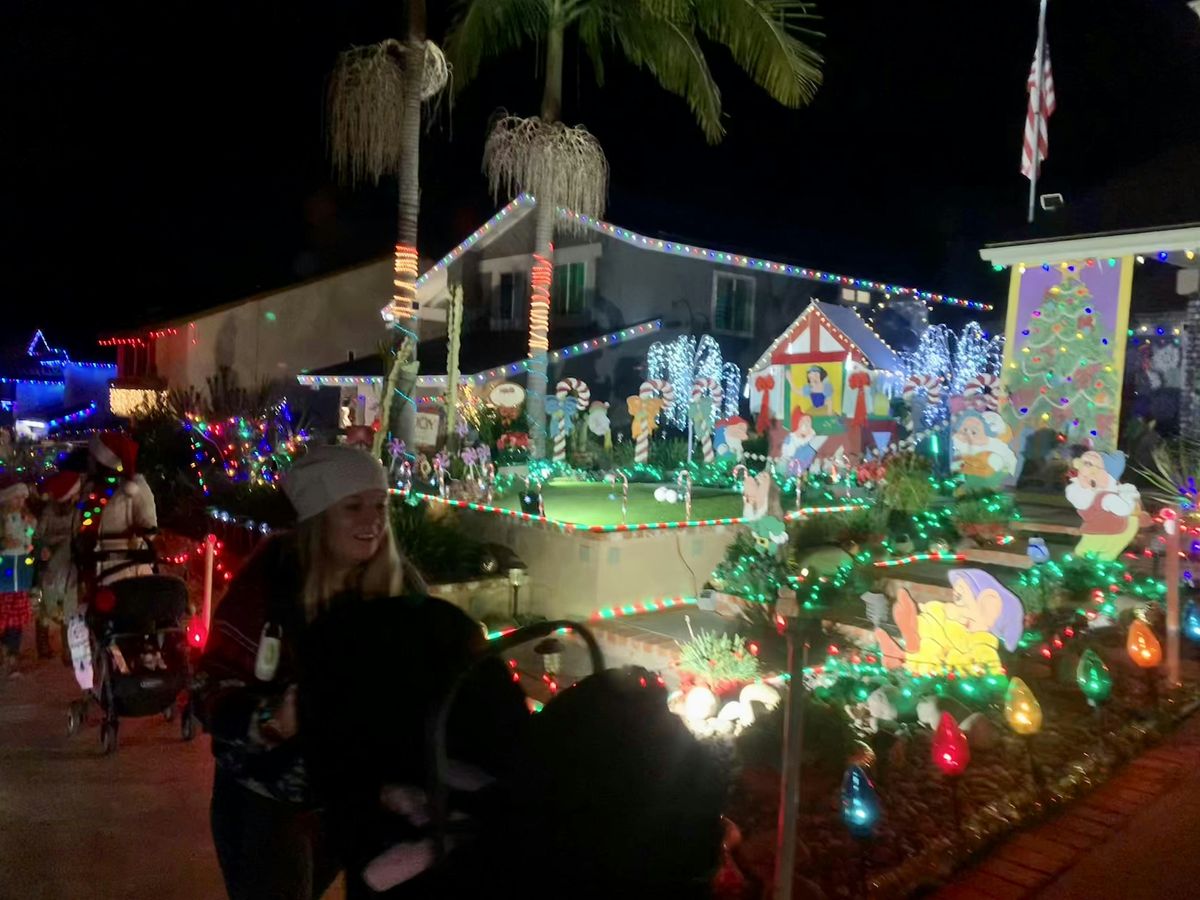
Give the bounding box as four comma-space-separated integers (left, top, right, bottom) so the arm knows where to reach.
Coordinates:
1126, 619, 1163, 669
1003, 677, 1043, 736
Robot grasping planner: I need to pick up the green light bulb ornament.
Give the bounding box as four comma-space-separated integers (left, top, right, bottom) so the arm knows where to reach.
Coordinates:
1076, 648, 1113, 705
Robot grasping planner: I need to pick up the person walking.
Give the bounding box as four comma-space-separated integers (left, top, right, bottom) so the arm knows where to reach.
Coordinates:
195, 444, 405, 900
35, 471, 81, 664
82, 433, 158, 584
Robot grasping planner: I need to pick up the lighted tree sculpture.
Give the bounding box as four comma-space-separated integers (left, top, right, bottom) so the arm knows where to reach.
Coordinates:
448, 0, 824, 456
327, 1, 450, 453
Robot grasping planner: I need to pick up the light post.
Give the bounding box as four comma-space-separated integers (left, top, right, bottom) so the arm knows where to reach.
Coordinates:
508, 565, 529, 620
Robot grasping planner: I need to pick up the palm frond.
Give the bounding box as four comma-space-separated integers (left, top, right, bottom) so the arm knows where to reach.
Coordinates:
446, 0, 550, 91
693, 0, 823, 108
614, 3, 725, 143
1137, 439, 1200, 511
327, 40, 407, 185
483, 115, 608, 217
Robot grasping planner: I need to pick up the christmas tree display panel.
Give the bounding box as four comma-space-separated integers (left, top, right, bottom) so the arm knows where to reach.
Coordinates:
1000, 258, 1134, 460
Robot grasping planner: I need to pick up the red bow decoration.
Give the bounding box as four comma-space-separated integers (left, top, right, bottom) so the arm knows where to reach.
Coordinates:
754, 374, 776, 433
847, 371, 871, 426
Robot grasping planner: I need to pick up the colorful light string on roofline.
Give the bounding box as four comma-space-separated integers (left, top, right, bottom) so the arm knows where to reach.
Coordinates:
46, 402, 98, 432
97, 327, 179, 347
994, 252, 1199, 273
297, 320, 664, 390
394, 191, 991, 312
557, 206, 992, 311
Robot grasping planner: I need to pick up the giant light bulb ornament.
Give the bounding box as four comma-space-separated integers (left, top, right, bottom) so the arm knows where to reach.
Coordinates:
1126, 619, 1163, 669
1076, 648, 1113, 704
931, 712, 970, 777
1003, 677, 1043, 736
840, 764, 882, 839
1183, 601, 1200, 644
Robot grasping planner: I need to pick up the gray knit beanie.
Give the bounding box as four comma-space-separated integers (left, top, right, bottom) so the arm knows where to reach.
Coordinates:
283, 444, 389, 521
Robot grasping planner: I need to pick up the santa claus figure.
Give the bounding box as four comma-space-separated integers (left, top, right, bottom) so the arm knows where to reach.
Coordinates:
951, 410, 1017, 489
1065, 450, 1145, 560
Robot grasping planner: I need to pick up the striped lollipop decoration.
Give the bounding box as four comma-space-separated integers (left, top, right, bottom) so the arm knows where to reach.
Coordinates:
633, 379, 675, 463
690, 377, 724, 463
551, 378, 591, 461
963, 373, 1001, 411
902, 374, 942, 406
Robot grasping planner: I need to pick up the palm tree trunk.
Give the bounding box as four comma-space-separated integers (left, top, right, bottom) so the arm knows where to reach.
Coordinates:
376, 2, 426, 457
525, 22, 565, 459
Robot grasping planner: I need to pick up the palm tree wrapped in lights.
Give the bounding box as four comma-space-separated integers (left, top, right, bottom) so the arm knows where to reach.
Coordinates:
327, 2, 451, 453
449, 0, 823, 458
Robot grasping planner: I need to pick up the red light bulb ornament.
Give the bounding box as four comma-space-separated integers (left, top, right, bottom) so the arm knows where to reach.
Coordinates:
931, 712, 970, 777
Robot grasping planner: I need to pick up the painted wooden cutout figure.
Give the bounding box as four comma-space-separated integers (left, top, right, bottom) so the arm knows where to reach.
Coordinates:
873, 569, 1024, 676
1065, 450, 1149, 560
741, 470, 772, 521
714, 417, 748, 461
951, 410, 1017, 490
587, 401, 612, 450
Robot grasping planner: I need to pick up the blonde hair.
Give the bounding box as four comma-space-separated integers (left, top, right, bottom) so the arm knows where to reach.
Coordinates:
296, 510, 405, 622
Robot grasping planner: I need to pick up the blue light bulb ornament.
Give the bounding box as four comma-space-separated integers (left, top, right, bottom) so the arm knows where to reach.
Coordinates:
841, 764, 881, 839
1183, 601, 1200, 644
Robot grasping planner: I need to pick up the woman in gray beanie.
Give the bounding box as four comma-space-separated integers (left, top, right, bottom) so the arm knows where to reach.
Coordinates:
195, 444, 405, 899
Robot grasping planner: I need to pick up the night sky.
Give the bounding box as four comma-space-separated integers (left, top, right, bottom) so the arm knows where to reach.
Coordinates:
4, 0, 1199, 356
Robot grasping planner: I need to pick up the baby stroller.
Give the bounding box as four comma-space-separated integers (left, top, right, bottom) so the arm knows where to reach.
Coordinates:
66, 544, 196, 754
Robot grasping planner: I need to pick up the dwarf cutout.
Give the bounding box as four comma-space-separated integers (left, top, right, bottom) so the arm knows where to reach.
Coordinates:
1066, 450, 1148, 560
873, 569, 1023, 676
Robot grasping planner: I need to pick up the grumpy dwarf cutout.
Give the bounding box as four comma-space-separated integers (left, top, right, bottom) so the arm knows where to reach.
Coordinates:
874, 569, 1023, 676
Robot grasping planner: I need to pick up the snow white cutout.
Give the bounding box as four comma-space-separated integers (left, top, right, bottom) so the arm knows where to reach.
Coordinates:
801, 366, 833, 413
872, 569, 1023, 676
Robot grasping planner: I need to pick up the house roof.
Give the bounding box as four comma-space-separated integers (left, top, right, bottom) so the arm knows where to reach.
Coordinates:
298, 319, 664, 391
748, 301, 902, 374
413, 194, 992, 313
980, 224, 1200, 268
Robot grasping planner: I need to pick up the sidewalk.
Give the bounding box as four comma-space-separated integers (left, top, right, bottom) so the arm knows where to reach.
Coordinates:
935, 712, 1200, 899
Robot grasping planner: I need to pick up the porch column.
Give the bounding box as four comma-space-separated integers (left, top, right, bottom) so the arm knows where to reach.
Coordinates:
1184, 295, 1200, 442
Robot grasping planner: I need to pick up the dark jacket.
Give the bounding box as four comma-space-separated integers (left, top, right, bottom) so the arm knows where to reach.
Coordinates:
194, 533, 311, 802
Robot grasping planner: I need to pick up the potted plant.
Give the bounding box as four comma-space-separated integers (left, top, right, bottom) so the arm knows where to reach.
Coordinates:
951, 492, 1015, 547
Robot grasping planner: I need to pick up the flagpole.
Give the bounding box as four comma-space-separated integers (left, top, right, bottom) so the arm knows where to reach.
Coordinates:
1027, 0, 1049, 223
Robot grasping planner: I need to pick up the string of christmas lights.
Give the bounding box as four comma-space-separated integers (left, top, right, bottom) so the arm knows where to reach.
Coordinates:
646, 334, 741, 429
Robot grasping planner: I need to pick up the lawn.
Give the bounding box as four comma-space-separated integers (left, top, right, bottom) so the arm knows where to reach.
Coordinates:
490, 479, 745, 526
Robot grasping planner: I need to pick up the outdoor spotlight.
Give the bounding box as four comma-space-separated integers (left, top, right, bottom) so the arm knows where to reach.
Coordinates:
507, 565, 529, 618
1039, 193, 1065, 212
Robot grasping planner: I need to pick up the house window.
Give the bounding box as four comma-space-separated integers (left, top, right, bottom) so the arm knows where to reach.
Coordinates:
712, 272, 755, 335
552, 262, 586, 315
841, 287, 871, 304
498, 272, 517, 320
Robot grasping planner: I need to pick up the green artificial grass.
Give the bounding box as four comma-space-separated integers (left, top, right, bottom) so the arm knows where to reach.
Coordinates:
491, 479, 744, 526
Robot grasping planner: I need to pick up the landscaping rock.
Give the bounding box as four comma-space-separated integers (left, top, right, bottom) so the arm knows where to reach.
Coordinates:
960, 712, 1000, 751
867, 686, 900, 722
684, 687, 718, 722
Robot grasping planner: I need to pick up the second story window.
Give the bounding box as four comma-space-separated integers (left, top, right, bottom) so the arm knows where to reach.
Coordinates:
552, 261, 586, 315
498, 272, 518, 320
712, 272, 755, 336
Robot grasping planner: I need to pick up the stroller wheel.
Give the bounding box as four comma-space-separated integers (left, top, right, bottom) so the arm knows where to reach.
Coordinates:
67, 702, 84, 737
100, 720, 118, 755
163, 705, 176, 723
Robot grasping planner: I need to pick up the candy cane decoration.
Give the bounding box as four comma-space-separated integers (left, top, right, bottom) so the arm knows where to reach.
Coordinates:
552, 378, 591, 462
690, 377, 723, 464
635, 380, 675, 463
902, 374, 942, 406
963, 373, 1001, 411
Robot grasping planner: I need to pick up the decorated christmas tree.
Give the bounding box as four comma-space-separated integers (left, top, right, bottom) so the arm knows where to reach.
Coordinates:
1007, 272, 1120, 445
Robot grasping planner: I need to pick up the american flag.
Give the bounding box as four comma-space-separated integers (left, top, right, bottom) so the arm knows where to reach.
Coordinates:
1020, 41, 1056, 180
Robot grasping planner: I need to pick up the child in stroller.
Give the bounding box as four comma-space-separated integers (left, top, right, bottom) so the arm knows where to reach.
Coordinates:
66, 540, 197, 754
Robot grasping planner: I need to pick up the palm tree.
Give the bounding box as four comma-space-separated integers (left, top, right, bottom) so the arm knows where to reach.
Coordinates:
448, 0, 823, 457
327, 1, 450, 455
